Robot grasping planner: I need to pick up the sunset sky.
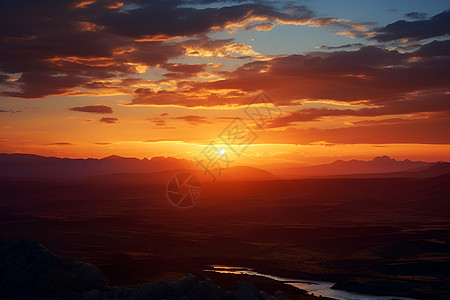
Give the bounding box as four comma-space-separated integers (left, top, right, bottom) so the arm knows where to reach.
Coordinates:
1, 0, 449, 166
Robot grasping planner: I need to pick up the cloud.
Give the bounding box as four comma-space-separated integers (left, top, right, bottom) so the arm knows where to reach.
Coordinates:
162, 63, 207, 79
130, 88, 255, 107
146, 113, 176, 129
319, 43, 365, 50
2, 73, 87, 99
0, 0, 380, 99
46, 142, 74, 146
147, 113, 211, 127
193, 42, 450, 105
0, 109, 21, 113
266, 91, 450, 128
374, 10, 450, 42
244, 22, 276, 31
149, 113, 168, 126
172, 115, 211, 125
181, 36, 262, 58
414, 39, 450, 58
94, 142, 111, 145
126, 39, 450, 108
70, 104, 113, 114
260, 117, 450, 145
152, 119, 167, 126
348, 118, 412, 126
100, 117, 119, 124
0, 74, 9, 84
405, 12, 428, 20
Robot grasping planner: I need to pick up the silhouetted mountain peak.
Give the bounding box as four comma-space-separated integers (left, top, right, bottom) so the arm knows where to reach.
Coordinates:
101, 155, 137, 161
150, 156, 183, 162
273, 156, 436, 178
0, 153, 196, 179
373, 155, 394, 162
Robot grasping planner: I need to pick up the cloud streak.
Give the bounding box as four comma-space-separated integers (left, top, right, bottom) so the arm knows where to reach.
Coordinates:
100, 117, 119, 124
70, 104, 113, 114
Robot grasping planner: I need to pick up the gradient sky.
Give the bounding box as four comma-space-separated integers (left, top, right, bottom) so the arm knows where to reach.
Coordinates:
0, 0, 449, 166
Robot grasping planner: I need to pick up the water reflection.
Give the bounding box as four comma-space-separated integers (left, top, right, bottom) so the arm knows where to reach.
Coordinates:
205, 265, 417, 300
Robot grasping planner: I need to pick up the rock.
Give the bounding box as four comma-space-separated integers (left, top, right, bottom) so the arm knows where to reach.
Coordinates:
186, 279, 231, 300
81, 289, 103, 300
141, 280, 174, 298
164, 274, 199, 298
273, 290, 289, 300
231, 281, 274, 300
0, 239, 288, 300
0, 239, 109, 298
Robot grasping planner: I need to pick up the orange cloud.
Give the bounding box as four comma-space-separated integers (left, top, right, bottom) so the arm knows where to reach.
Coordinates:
100, 117, 119, 124
70, 104, 113, 114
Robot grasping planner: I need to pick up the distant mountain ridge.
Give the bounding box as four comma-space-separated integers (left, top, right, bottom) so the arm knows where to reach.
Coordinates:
0, 153, 195, 179
327, 161, 450, 179
0, 153, 447, 180
273, 156, 435, 178
0, 153, 278, 181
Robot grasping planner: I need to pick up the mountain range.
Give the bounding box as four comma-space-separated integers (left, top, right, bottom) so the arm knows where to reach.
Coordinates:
271, 155, 435, 178
0, 153, 448, 180
0, 153, 195, 179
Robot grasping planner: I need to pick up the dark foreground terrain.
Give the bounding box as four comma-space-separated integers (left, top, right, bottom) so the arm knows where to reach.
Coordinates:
1, 174, 449, 299
1, 239, 320, 300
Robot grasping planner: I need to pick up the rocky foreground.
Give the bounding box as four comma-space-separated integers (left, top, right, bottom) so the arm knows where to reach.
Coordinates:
0, 239, 292, 300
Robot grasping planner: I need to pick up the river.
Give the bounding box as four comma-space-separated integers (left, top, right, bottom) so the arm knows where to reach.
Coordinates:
205, 265, 417, 300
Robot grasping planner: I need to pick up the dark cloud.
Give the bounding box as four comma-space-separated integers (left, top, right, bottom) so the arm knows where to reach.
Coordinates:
415, 39, 450, 58
162, 63, 206, 79
184, 0, 249, 3
259, 116, 450, 145
0, 0, 318, 99
103, 1, 315, 37
0, 74, 9, 83
2, 73, 87, 98
152, 119, 167, 126
70, 104, 113, 114
320, 43, 365, 50
374, 10, 450, 41
405, 12, 427, 20
147, 113, 211, 127
1, 0, 448, 120
172, 115, 211, 125
128, 40, 450, 108
0, 109, 20, 113
94, 142, 112, 145
46, 142, 74, 146
349, 118, 412, 126
148, 113, 170, 127
189, 42, 450, 105
100, 117, 119, 124
266, 91, 450, 128
130, 88, 255, 107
